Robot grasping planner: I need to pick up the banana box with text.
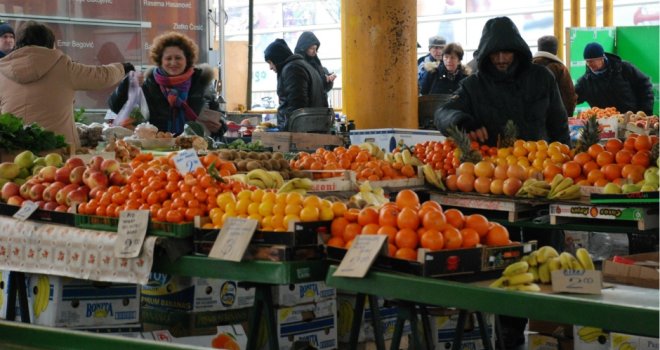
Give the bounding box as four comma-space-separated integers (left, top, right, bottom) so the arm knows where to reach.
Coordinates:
610, 332, 659, 350
528, 333, 574, 350
349, 128, 445, 152
144, 324, 247, 349
430, 311, 494, 350
336, 294, 410, 343
272, 281, 336, 307
26, 274, 139, 327
264, 298, 337, 350
574, 325, 611, 350
141, 273, 255, 313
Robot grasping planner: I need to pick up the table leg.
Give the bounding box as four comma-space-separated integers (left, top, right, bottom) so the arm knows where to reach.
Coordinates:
451, 309, 469, 350
475, 311, 493, 350
389, 305, 407, 350
6, 272, 17, 321
367, 295, 386, 350
494, 314, 506, 350
246, 284, 279, 350
348, 293, 367, 349
419, 304, 433, 350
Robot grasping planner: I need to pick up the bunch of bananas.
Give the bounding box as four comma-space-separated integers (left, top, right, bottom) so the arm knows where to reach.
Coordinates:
336, 299, 355, 338
33, 275, 50, 318
384, 148, 423, 166
515, 179, 551, 198
358, 142, 385, 160
547, 174, 582, 200
489, 261, 541, 292
577, 326, 608, 343
525, 246, 595, 284
229, 169, 284, 189
421, 164, 446, 190
350, 181, 389, 207
277, 177, 313, 195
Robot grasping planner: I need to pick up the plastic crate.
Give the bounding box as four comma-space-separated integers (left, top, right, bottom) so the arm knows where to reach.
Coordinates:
74, 214, 193, 238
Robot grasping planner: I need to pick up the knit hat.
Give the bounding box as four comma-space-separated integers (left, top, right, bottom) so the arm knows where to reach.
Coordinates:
583, 42, 604, 59
537, 35, 558, 55
0, 23, 14, 37
428, 35, 446, 49
264, 39, 293, 66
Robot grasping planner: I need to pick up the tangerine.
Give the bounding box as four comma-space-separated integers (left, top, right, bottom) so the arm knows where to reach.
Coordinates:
615, 149, 633, 165
361, 223, 380, 235
634, 135, 652, 151
344, 208, 360, 222
460, 228, 480, 248
395, 189, 420, 210
394, 247, 418, 261
485, 223, 510, 246
587, 144, 604, 159
631, 151, 651, 168
377, 225, 398, 243
343, 223, 362, 242
465, 214, 490, 237
395, 228, 419, 249
327, 236, 345, 248
596, 151, 615, 166
357, 207, 379, 226
397, 207, 420, 230
605, 139, 623, 153
442, 226, 463, 249
562, 161, 582, 179
601, 163, 622, 181
422, 210, 447, 231
420, 229, 445, 250
456, 173, 476, 192
444, 208, 465, 229
378, 206, 400, 227
573, 152, 592, 165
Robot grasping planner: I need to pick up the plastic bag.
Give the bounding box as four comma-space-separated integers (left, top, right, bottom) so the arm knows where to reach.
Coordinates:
115, 71, 149, 128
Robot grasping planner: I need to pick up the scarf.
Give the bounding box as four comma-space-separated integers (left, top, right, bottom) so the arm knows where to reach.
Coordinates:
153, 67, 197, 134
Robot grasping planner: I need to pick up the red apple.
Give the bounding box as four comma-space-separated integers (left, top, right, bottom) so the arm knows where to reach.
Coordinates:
88, 155, 104, 171
54, 166, 71, 183
43, 201, 59, 211
34, 200, 46, 209
64, 157, 85, 170
1, 182, 20, 202
19, 183, 33, 200
66, 188, 89, 206
38, 166, 58, 182
85, 170, 108, 189
108, 170, 127, 186
54, 205, 68, 212
55, 184, 79, 205
7, 195, 24, 206
42, 182, 65, 202
28, 184, 46, 201
69, 166, 86, 185
100, 159, 120, 175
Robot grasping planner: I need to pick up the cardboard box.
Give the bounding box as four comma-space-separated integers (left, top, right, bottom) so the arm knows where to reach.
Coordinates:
141, 273, 255, 312
529, 333, 574, 350
336, 294, 409, 343
141, 307, 250, 337
574, 325, 610, 350
272, 281, 336, 307
431, 312, 494, 350
144, 324, 247, 349
251, 132, 343, 152
602, 252, 659, 289
269, 299, 337, 350
349, 128, 445, 152
26, 274, 140, 327
610, 332, 659, 350
74, 323, 143, 339
529, 319, 573, 339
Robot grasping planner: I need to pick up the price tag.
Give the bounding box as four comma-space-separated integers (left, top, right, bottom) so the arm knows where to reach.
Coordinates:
13, 201, 39, 221
333, 235, 387, 278
551, 270, 602, 294
208, 218, 258, 262
173, 149, 203, 175
114, 210, 150, 258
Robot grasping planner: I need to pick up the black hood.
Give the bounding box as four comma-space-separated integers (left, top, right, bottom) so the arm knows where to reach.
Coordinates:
476, 17, 532, 74
294, 31, 323, 69
264, 38, 293, 72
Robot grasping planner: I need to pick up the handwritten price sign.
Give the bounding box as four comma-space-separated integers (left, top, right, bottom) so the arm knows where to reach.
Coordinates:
173, 149, 203, 175
551, 270, 602, 294
208, 218, 258, 262
333, 235, 387, 278
114, 210, 150, 258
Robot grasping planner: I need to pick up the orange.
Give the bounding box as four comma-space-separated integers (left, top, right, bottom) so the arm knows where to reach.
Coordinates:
506, 164, 527, 181
587, 144, 604, 159
457, 162, 475, 176
474, 176, 492, 194
327, 236, 345, 248
395, 189, 420, 210
631, 151, 651, 168
573, 152, 592, 166
442, 226, 463, 249
561, 161, 582, 180
387, 243, 398, 257
395, 228, 419, 249
634, 135, 652, 152
456, 174, 476, 192
361, 223, 380, 235
586, 169, 605, 184
493, 164, 509, 180
331, 201, 348, 217
444, 208, 465, 229
582, 161, 599, 175
615, 149, 633, 165
357, 207, 379, 226
300, 206, 320, 222
596, 151, 615, 166
420, 200, 443, 212
445, 175, 459, 191
378, 206, 399, 227
542, 164, 562, 182
605, 139, 623, 153
422, 210, 447, 231
489, 178, 504, 195
377, 225, 398, 244
460, 228, 480, 248
397, 207, 420, 230
344, 208, 360, 222
474, 161, 495, 178
394, 247, 418, 261
343, 223, 362, 243
485, 223, 510, 246
465, 214, 490, 237
420, 229, 445, 251
601, 163, 622, 181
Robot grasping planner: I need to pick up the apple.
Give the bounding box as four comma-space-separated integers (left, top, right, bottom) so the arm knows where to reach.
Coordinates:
7, 195, 24, 206
64, 157, 85, 170
85, 170, 108, 189
38, 166, 58, 182
100, 159, 120, 175
88, 155, 104, 171
622, 183, 642, 194
42, 182, 65, 202
69, 166, 86, 185
34, 200, 46, 209
28, 183, 46, 201
643, 167, 659, 185
19, 182, 32, 199
66, 188, 89, 206
44, 153, 64, 167
31, 165, 45, 176
54, 166, 71, 183
603, 182, 621, 194
43, 201, 59, 211
108, 170, 127, 186
1, 182, 20, 202
55, 184, 79, 205
54, 205, 68, 212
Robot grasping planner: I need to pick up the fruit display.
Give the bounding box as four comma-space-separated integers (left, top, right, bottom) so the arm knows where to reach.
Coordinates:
576, 107, 620, 120
216, 149, 301, 180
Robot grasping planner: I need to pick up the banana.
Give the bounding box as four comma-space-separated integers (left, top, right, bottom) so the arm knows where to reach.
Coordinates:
296, 177, 313, 190
528, 266, 539, 282
549, 177, 574, 199
422, 164, 446, 190
34, 275, 49, 318
536, 246, 559, 264
277, 179, 296, 194
549, 174, 565, 192
578, 326, 607, 343
547, 257, 562, 272
527, 251, 539, 267
268, 171, 284, 189
526, 183, 551, 197
401, 149, 413, 165
247, 169, 275, 188
558, 252, 573, 270
489, 276, 509, 288
538, 262, 551, 284
508, 283, 541, 292
229, 174, 248, 184
553, 184, 582, 200
576, 248, 595, 270
619, 343, 635, 350
248, 178, 267, 189
507, 272, 535, 286
384, 153, 395, 163
40, 275, 49, 315
394, 153, 403, 164
502, 261, 529, 277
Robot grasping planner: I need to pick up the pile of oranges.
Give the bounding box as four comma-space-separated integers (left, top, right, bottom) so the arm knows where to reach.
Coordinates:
327, 189, 511, 261
291, 146, 417, 181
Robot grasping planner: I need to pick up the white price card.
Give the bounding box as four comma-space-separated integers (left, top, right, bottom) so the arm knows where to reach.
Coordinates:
173, 149, 203, 175
333, 234, 387, 278
114, 210, 150, 258
208, 217, 258, 262
13, 201, 39, 221
551, 270, 602, 294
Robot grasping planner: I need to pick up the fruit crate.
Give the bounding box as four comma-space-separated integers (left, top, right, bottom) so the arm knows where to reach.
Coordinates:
481, 241, 537, 272
73, 214, 193, 238
0, 202, 75, 226
429, 191, 547, 222
350, 166, 425, 189
549, 204, 659, 231
326, 245, 483, 279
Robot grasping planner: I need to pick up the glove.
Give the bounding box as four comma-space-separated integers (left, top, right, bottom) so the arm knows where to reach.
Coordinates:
122, 62, 135, 74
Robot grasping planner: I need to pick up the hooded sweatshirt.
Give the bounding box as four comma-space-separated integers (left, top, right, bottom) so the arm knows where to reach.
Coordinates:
0, 46, 124, 148
533, 51, 577, 117
434, 17, 569, 146
294, 31, 334, 93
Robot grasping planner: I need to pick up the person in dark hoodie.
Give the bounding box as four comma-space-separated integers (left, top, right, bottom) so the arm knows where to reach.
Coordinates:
533, 35, 577, 117
575, 42, 653, 115
0, 22, 15, 58
294, 31, 336, 94
434, 17, 569, 146
264, 38, 327, 131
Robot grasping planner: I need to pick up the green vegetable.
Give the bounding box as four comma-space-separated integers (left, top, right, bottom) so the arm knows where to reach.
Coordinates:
0, 113, 68, 151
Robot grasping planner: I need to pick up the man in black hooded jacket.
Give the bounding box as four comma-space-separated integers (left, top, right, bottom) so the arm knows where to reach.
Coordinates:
264, 38, 327, 130
294, 31, 336, 94
434, 17, 569, 146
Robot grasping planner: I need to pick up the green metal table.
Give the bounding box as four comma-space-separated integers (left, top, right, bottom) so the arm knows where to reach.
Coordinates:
0, 320, 199, 350
325, 265, 660, 338
153, 255, 329, 350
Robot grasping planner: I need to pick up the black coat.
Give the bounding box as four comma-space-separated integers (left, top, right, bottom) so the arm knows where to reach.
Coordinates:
275, 54, 328, 130
294, 31, 334, 93
419, 63, 470, 95
434, 17, 569, 146
575, 53, 654, 115
108, 65, 220, 134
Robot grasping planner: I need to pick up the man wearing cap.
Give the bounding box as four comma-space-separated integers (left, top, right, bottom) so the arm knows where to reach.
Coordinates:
264, 38, 327, 131
0, 22, 15, 58
533, 35, 577, 117
417, 35, 446, 86
576, 42, 653, 115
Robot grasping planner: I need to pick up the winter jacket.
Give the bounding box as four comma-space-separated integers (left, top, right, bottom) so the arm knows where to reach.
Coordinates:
533, 51, 577, 117
575, 53, 654, 115
0, 46, 125, 148
275, 54, 328, 130
108, 64, 221, 135
417, 54, 440, 85
294, 32, 334, 93
419, 62, 471, 95
434, 17, 569, 146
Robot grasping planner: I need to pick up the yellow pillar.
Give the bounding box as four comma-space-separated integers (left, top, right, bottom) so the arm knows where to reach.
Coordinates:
571, 0, 580, 27
554, 0, 565, 62
341, 0, 418, 130
586, 0, 597, 27
603, 0, 613, 26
